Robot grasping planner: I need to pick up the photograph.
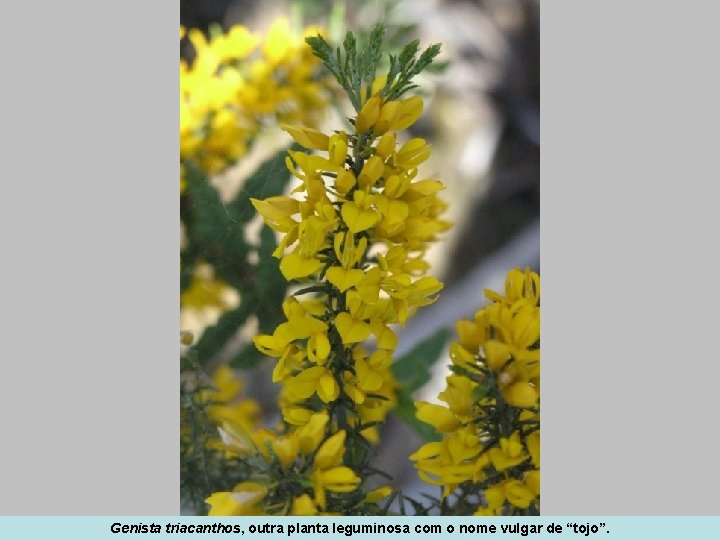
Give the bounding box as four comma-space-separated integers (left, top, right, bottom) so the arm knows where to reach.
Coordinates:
179, 0, 540, 516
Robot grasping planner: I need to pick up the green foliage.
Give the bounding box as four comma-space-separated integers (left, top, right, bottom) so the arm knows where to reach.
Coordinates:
380, 39, 441, 102
391, 327, 451, 442
306, 22, 441, 111
180, 370, 252, 514
181, 147, 305, 368
180, 147, 305, 510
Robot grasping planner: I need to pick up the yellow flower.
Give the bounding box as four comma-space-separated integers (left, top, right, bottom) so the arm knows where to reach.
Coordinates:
272, 434, 300, 468
206, 482, 267, 516
310, 431, 361, 508
295, 411, 329, 452
409, 268, 540, 514
292, 494, 318, 515
365, 486, 393, 503
356, 96, 382, 132
415, 402, 459, 433
282, 124, 330, 150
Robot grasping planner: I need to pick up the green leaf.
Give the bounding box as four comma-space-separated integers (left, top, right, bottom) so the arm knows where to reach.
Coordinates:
225, 145, 302, 224
395, 392, 441, 442
182, 162, 249, 291
229, 342, 264, 369
392, 327, 451, 393
391, 327, 451, 441
192, 299, 255, 367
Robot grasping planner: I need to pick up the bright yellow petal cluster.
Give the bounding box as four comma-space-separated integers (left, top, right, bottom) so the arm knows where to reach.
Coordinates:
180, 18, 333, 186
206, 420, 362, 515
251, 81, 449, 446
410, 268, 540, 515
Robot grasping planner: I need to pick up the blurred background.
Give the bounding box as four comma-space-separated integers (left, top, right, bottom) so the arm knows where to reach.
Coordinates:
180, 0, 538, 512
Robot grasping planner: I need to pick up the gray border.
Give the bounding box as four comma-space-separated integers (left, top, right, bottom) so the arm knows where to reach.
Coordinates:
0, 2, 178, 514
542, 1, 720, 514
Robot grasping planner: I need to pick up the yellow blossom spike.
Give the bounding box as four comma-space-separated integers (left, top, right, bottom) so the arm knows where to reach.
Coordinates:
484, 483, 507, 510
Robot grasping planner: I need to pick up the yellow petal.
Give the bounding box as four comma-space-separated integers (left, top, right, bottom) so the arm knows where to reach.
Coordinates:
504, 382, 539, 408
291, 494, 318, 516
272, 435, 299, 468
328, 132, 348, 166
365, 486, 392, 503
320, 466, 361, 492
308, 332, 331, 363
356, 96, 382, 132
525, 470, 540, 496
341, 202, 378, 233
282, 124, 330, 150
314, 431, 347, 469
358, 155, 385, 188
335, 170, 357, 195
484, 484, 506, 510
335, 312, 371, 344
373, 100, 400, 135
279, 253, 323, 280
505, 480, 534, 509
295, 411, 329, 452
318, 372, 340, 403
415, 402, 459, 433
326, 267, 365, 293
392, 96, 424, 131
374, 132, 396, 159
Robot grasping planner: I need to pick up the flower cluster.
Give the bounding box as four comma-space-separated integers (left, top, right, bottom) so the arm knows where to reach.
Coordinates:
180, 363, 263, 513
410, 268, 540, 515
181, 364, 262, 459
251, 76, 449, 444
180, 18, 333, 186
205, 412, 391, 516
197, 24, 448, 516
